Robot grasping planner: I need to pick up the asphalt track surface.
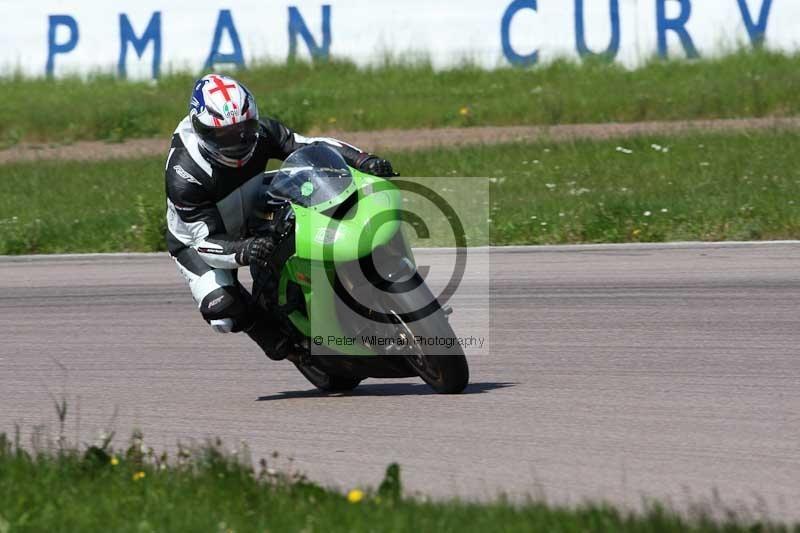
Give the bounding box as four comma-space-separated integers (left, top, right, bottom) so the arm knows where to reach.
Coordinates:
2, 242, 799, 519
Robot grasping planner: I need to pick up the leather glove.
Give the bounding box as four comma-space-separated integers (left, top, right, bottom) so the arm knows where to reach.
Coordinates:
264, 197, 295, 239
235, 237, 275, 270
359, 156, 399, 178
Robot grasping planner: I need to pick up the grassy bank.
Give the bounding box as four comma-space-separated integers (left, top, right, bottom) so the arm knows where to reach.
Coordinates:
2, 50, 800, 146
1, 130, 798, 254
0, 432, 793, 532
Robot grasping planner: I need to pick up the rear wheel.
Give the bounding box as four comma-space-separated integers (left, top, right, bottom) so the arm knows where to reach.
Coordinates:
293, 361, 362, 392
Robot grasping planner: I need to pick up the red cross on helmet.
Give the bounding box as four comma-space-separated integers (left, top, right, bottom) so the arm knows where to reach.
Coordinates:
189, 73, 260, 168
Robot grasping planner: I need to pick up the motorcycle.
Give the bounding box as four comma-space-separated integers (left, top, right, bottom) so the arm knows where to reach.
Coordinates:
248, 144, 469, 394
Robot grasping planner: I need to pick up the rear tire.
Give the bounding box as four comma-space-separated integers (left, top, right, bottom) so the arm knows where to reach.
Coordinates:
293, 361, 362, 392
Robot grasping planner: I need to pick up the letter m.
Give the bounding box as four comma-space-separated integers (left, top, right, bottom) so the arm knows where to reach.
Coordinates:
118, 12, 162, 78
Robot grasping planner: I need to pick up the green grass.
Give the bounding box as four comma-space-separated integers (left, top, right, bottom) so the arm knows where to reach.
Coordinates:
0, 158, 163, 254
2, 50, 800, 146
0, 431, 795, 532
417, 132, 800, 245
1, 130, 798, 254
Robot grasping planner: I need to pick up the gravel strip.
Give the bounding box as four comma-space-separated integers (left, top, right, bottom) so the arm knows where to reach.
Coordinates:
2, 116, 798, 164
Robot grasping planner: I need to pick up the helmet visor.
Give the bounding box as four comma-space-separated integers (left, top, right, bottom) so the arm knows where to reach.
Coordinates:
194, 117, 259, 159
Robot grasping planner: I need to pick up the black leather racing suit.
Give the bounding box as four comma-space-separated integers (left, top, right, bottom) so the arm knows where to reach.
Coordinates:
165, 114, 374, 343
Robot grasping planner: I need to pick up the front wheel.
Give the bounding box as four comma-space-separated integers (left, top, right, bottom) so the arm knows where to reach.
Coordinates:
391, 309, 469, 394
293, 361, 362, 392
377, 280, 469, 394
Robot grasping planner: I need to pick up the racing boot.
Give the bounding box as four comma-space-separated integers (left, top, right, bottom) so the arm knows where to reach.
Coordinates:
244, 319, 288, 361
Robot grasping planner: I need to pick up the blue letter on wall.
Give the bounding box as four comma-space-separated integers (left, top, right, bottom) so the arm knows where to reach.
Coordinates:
575, 0, 620, 59
46, 15, 79, 76
501, 0, 538, 66
656, 0, 698, 58
205, 10, 245, 69
288, 5, 331, 60
118, 12, 162, 78
736, 0, 773, 46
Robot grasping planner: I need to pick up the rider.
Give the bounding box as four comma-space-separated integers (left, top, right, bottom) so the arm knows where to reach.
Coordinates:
165, 73, 396, 360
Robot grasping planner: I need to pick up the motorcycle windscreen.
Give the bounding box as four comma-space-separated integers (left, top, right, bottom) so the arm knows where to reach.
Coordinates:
267, 145, 356, 211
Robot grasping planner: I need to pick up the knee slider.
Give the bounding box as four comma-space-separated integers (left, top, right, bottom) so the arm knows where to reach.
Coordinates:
199, 286, 251, 333
209, 318, 235, 333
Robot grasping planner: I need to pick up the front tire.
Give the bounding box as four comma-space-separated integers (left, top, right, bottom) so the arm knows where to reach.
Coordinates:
392, 308, 469, 394
377, 278, 469, 394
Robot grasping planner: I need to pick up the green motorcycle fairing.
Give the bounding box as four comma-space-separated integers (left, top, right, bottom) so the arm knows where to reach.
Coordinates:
272, 167, 407, 356
293, 169, 402, 262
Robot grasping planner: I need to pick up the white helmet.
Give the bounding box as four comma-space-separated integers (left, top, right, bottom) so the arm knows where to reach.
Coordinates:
189, 74, 260, 168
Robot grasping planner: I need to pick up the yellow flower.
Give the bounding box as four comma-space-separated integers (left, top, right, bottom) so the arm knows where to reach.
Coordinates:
132, 471, 146, 481
110, 456, 119, 466
459, 106, 470, 117
347, 489, 364, 503
328, 117, 337, 124
632, 228, 641, 237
